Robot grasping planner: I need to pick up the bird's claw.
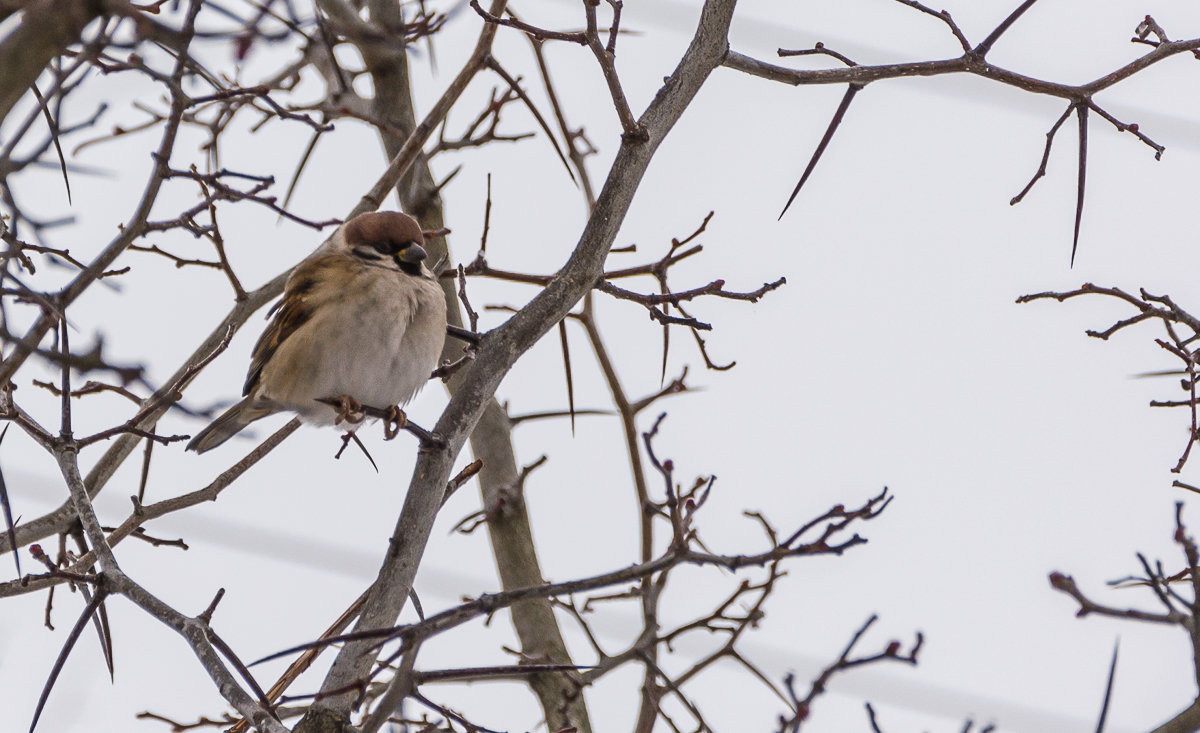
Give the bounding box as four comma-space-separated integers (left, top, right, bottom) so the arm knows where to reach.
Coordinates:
384, 405, 407, 440
333, 395, 364, 425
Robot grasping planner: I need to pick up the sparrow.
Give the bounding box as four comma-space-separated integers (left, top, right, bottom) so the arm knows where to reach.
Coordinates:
186, 211, 448, 453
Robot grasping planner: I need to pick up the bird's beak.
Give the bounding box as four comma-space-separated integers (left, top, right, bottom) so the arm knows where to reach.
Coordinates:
397, 243, 428, 264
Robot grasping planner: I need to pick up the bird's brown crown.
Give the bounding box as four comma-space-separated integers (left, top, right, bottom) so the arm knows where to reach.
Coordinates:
342, 211, 424, 251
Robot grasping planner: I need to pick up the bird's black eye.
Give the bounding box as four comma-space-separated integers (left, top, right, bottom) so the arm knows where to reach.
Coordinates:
372, 239, 399, 255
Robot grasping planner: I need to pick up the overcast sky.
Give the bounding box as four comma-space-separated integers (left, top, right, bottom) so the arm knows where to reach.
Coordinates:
4, 2, 1200, 732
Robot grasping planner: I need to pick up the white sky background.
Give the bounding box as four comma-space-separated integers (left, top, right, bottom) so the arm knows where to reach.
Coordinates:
2, 1, 1200, 731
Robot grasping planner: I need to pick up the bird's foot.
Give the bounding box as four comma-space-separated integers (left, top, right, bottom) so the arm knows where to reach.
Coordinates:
332, 395, 364, 425
383, 405, 407, 440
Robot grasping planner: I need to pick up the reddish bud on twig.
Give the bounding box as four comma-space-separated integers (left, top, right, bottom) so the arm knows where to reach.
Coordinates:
885, 640, 901, 656
663, 459, 673, 471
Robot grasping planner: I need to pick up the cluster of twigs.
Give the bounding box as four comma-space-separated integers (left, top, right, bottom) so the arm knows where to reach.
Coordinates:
1049, 502, 1200, 733
0, 0, 1198, 732
1019, 284, 1200, 474
0, 1, 865, 731
1018, 283, 1200, 732
247, 428, 894, 731
732, 1, 1195, 266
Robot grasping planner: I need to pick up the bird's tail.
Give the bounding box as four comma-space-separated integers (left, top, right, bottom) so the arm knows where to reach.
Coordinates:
186, 398, 273, 453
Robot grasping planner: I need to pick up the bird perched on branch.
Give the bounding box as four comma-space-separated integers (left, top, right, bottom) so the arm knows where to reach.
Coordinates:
186, 211, 447, 453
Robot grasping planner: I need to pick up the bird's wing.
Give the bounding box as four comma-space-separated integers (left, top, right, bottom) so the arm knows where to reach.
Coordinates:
243, 254, 347, 396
